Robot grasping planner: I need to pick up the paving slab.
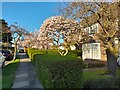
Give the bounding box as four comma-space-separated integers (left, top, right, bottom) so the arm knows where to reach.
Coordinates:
16, 73, 28, 78
12, 81, 29, 88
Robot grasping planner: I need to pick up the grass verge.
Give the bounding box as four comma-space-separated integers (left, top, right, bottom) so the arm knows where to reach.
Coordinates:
83, 69, 107, 81
83, 67, 120, 81
2, 59, 20, 89
118, 68, 120, 77
83, 68, 120, 89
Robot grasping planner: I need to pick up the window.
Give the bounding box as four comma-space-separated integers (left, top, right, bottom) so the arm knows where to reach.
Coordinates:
82, 43, 101, 60
89, 24, 98, 35
83, 23, 98, 36
92, 24, 98, 32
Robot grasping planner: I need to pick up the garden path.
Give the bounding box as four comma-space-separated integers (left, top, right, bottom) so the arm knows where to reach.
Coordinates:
12, 53, 43, 89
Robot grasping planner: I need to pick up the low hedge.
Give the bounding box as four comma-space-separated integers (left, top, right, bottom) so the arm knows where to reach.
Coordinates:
34, 54, 83, 88
83, 59, 106, 68
83, 77, 120, 89
26, 48, 46, 60
68, 50, 82, 57
27, 48, 59, 60
27, 48, 82, 61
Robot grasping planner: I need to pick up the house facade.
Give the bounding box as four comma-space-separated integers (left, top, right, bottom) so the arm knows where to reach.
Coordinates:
81, 2, 119, 61
82, 23, 107, 61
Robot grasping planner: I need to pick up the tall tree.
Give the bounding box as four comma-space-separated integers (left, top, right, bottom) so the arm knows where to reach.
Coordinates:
59, 1, 120, 77
38, 16, 81, 49
10, 23, 29, 60
0, 19, 12, 47
21, 30, 41, 49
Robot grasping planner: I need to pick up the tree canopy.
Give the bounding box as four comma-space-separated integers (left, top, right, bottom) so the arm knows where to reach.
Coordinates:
59, 2, 119, 52
0, 19, 12, 44
38, 16, 81, 48
59, 1, 120, 77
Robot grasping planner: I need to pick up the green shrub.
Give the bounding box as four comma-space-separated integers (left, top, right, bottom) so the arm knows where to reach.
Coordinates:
27, 48, 47, 60
68, 50, 82, 57
83, 59, 106, 68
45, 49, 58, 55
27, 48, 83, 88
34, 54, 83, 88
27, 48, 59, 59
83, 77, 120, 89
27, 48, 82, 60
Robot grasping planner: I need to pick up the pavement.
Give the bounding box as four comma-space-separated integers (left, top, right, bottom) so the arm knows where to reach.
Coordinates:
12, 53, 44, 90
83, 67, 106, 71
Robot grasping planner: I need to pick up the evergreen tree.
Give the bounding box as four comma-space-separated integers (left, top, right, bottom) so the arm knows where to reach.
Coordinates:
0, 19, 12, 44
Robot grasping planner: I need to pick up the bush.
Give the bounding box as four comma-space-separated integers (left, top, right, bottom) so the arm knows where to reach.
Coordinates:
83, 77, 120, 89
68, 50, 82, 57
27, 49, 83, 88
84, 78, 116, 90
27, 48, 81, 61
34, 54, 83, 88
83, 59, 106, 68
26, 48, 47, 60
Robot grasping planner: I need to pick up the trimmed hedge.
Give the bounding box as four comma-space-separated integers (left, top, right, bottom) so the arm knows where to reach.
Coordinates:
83, 77, 120, 89
33, 54, 83, 88
27, 48, 82, 60
68, 50, 82, 57
83, 59, 106, 68
27, 48, 120, 89
27, 48, 59, 60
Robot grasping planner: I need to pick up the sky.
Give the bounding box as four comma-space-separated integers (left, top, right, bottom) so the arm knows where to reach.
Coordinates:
2, 2, 61, 32
1, 0, 113, 32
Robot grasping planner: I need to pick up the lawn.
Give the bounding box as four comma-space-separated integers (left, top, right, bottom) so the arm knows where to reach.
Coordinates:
83, 68, 120, 88
83, 68, 120, 81
2, 59, 20, 89
35, 54, 79, 61
0, 69, 2, 90
83, 69, 107, 81
118, 68, 120, 77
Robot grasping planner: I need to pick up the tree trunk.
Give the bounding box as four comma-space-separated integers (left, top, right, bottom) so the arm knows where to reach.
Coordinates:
13, 35, 21, 60
13, 42, 17, 60
106, 49, 117, 77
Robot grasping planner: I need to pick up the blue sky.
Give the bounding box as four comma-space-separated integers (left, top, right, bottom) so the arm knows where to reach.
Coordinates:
2, 1, 113, 32
2, 2, 60, 32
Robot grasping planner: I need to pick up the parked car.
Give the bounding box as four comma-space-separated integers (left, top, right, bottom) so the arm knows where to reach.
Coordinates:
18, 48, 24, 53
0, 52, 5, 68
0, 49, 13, 61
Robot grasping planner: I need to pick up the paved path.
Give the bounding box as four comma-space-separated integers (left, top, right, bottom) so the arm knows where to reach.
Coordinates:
83, 67, 106, 71
12, 53, 43, 89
